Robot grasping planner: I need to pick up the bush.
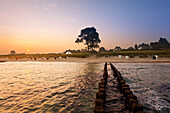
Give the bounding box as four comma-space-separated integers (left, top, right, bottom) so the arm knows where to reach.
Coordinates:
129, 55, 134, 58
89, 50, 97, 54
139, 55, 148, 58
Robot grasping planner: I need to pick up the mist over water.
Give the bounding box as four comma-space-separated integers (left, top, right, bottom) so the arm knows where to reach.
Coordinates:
0, 62, 169, 113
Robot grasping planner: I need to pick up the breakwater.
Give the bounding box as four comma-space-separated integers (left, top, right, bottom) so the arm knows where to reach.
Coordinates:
94, 62, 146, 113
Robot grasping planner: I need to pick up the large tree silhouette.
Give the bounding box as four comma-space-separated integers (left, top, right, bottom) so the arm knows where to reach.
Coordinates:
75, 27, 101, 51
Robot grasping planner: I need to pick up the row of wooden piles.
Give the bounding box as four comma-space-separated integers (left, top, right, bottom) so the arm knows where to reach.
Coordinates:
93, 62, 108, 113
94, 62, 146, 113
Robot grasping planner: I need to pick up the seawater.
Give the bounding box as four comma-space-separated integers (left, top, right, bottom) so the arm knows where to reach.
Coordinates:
0, 62, 169, 113
116, 63, 170, 113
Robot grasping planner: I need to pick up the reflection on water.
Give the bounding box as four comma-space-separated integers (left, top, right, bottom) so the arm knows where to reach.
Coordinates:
0, 62, 169, 113
115, 63, 170, 113
0, 62, 103, 113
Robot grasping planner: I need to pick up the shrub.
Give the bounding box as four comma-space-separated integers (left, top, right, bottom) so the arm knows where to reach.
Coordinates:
139, 55, 148, 58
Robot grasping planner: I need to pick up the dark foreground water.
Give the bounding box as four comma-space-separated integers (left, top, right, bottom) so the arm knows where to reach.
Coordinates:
0, 62, 169, 113
116, 63, 170, 113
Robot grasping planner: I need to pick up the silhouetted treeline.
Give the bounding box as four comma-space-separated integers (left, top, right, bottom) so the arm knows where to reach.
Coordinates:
150, 37, 170, 49
98, 37, 170, 52
135, 37, 170, 50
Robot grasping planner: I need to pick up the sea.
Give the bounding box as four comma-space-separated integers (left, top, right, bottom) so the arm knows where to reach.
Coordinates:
0, 62, 169, 113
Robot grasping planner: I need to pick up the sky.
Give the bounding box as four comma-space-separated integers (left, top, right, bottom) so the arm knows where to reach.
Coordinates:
0, 0, 170, 54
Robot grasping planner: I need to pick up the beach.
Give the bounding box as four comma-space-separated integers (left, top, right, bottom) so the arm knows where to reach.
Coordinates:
1, 57, 170, 63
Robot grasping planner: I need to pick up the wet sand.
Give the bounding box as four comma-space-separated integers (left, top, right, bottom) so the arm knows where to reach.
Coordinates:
0, 57, 170, 63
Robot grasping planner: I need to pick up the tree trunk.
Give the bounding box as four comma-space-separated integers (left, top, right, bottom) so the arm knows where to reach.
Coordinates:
87, 46, 89, 51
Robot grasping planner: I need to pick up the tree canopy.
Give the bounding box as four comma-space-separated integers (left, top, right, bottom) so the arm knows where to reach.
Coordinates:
75, 27, 101, 51
150, 37, 170, 49
99, 47, 106, 52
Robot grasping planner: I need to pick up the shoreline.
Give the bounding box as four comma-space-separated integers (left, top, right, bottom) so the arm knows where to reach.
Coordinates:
1, 57, 170, 63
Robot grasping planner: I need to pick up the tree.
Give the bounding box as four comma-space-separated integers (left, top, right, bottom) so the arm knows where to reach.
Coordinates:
127, 47, 135, 50
10, 50, 16, 55
150, 37, 170, 49
75, 27, 101, 51
99, 47, 105, 52
134, 44, 138, 50
109, 49, 113, 52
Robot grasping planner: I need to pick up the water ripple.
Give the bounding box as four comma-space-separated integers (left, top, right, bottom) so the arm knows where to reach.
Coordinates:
116, 63, 170, 113
0, 62, 103, 113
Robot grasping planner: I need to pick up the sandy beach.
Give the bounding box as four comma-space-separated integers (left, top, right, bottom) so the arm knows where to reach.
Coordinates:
1, 56, 170, 63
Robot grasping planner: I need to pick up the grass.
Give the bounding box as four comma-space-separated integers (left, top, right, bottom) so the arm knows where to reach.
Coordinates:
0, 49, 170, 58
96, 49, 170, 58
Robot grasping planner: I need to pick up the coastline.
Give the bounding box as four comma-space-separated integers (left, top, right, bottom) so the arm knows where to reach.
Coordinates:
1, 57, 170, 63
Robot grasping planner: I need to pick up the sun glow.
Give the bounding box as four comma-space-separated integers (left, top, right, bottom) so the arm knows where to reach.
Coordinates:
27, 50, 30, 52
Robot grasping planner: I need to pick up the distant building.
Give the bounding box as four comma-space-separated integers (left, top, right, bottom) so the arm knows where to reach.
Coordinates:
138, 43, 150, 50
65, 51, 72, 54
10, 50, 16, 55
64, 49, 81, 54
114, 46, 122, 51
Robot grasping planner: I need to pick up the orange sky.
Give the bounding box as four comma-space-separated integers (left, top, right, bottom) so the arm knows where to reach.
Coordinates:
0, 0, 170, 55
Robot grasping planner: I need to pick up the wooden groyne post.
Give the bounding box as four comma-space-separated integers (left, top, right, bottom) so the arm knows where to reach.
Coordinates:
94, 62, 146, 113
94, 62, 108, 113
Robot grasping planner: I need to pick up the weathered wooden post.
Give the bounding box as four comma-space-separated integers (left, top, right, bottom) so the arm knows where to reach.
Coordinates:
109, 62, 146, 113
94, 62, 108, 113
132, 103, 143, 113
